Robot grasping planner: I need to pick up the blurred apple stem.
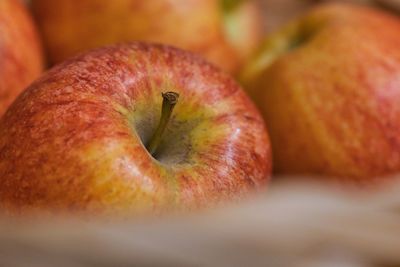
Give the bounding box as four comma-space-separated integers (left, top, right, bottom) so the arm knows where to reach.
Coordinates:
146, 91, 179, 156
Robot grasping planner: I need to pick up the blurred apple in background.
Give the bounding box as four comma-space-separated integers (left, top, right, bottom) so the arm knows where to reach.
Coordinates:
0, 43, 271, 214
0, 0, 43, 117
240, 4, 400, 183
30, 0, 262, 73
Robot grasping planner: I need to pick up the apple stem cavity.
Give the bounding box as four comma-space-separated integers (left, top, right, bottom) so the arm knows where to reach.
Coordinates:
146, 91, 180, 157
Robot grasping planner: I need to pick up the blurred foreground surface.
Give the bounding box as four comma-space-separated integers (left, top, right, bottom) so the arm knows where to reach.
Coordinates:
1, 179, 400, 267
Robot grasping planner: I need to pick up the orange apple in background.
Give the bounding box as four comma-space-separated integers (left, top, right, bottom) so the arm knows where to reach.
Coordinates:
0, 0, 43, 117
30, 0, 262, 73
240, 4, 400, 183
0, 43, 271, 214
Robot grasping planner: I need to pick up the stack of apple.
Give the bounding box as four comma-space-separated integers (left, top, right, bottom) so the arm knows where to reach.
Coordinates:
0, 0, 400, 215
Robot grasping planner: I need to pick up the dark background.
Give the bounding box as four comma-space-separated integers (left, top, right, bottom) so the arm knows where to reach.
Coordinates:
259, 0, 400, 33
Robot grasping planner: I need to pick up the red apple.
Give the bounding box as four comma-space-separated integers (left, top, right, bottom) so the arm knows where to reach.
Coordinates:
30, 0, 262, 73
0, 0, 44, 117
240, 4, 400, 183
0, 43, 271, 214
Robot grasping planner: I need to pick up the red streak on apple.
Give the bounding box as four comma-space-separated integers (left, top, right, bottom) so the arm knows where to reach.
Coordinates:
0, 43, 271, 214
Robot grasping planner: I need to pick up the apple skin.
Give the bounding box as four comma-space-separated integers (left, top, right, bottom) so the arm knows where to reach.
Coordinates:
240, 4, 400, 183
0, 0, 44, 117
0, 43, 271, 214
30, 0, 262, 73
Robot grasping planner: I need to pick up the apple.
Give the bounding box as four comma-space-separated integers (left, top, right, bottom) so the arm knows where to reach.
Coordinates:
240, 4, 400, 183
0, 43, 272, 214
30, 0, 262, 73
0, 0, 43, 117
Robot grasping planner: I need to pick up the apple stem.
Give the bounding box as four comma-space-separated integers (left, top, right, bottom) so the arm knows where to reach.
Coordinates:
146, 91, 180, 156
